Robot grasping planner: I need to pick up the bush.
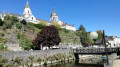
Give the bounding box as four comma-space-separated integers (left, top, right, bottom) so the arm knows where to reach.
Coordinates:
34, 21, 47, 29
14, 57, 23, 65
0, 38, 7, 43
0, 32, 5, 37
4, 15, 19, 29
51, 21, 61, 30
0, 44, 8, 50
34, 27, 41, 34
19, 35, 32, 50
0, 18, 4, 26
16, 22, 22, 29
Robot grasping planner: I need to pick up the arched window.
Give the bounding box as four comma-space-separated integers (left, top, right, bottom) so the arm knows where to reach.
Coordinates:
32, 17, 33, 20
28, 10, 29, 13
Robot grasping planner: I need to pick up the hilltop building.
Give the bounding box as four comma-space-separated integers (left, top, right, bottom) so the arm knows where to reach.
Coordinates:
0, 1, 76, 31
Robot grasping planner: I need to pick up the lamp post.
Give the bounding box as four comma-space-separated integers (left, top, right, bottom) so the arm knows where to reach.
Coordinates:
103, 30, 109, 65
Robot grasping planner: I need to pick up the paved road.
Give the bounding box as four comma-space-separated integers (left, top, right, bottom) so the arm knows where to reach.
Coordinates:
113, 60, 120, 67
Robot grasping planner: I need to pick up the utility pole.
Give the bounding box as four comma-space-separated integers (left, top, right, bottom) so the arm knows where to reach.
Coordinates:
103, 30, 109, 65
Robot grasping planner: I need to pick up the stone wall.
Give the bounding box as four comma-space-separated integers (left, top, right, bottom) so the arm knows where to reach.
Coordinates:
0, 49, 72, 61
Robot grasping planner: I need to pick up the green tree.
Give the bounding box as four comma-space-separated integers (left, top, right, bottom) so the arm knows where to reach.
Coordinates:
78, 25, 86, 32
76, 25, 90, 47
19, 35, 32, 50
51, 21, 61, 29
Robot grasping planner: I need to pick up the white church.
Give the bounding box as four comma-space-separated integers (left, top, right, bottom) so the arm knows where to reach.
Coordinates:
0, 1, 76, 31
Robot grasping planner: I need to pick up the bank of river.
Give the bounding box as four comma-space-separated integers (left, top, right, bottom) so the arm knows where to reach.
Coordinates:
36, 60, 104, 67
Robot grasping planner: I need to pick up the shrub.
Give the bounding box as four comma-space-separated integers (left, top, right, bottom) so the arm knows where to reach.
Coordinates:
14, 57, 23, 66
19, 37, 32, 50
0, 32, 5, 37
0, 44, 8, 50
20, 19, 27, 25
51, 21, 61, 30
5, 62, 14, 67
0, 57, 8, 67
4, 15, 19, 29
37, 57, 43, 65
34, 21, 47, 29
16, 22, 22, 29
0, 38, 7, 43
0, 18, 4, 26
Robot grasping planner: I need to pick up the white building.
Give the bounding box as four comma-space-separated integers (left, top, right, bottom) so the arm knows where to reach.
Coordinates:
0, 1, 76, 31
107, 36, 120, 47
50, 8, 76, 31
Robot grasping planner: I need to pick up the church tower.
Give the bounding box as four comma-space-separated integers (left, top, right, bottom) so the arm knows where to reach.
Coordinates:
23, 1, 36, 21
50, 8, 58, 22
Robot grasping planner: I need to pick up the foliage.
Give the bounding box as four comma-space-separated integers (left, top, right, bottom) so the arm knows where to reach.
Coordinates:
78, 25, 86, 32
29, 56, 34, 66
89, 40, 94, 45
19, 35, 32, 50
59, 30, 80, 44
5, 62, 14, 67
60, 28, 70, 33
96, 30, 103, 40
16, 22, 22, 29
20, 19, 27, 25
51, 21, 61, 30
0, 38, 7, 43
0, 44, 8, 50
34, 21, 47, 29
37, 57, 43, 65
34, 27, 41, 34
76, 25, 90, 47
3, 15, 19, 29
14, 57, 23, 65
0, 32, 5, 37
0, 57, 8, 64
17, 32, 21, 39
0, 18, 4, 26
32, 25, 61, 50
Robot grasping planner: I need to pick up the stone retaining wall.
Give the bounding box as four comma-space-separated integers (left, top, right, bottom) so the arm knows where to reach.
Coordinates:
0, 49, 72, 61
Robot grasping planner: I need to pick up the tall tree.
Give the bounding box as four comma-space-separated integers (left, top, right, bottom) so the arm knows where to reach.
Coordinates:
32, 25, 61, 50
78, 25, 86, 32
76, 25, 90, 47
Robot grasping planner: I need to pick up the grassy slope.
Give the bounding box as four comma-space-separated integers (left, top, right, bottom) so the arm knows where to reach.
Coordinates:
0, 24, 80, 45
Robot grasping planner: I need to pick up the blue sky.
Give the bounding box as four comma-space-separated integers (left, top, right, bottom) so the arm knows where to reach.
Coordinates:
0, 0, 120, 37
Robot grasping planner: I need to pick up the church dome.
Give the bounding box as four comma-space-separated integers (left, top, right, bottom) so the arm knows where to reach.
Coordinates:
24, 1, 30, 8
50, 8, 58, 17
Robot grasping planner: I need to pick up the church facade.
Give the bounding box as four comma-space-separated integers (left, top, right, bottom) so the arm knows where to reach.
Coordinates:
0, 1, 76, 31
